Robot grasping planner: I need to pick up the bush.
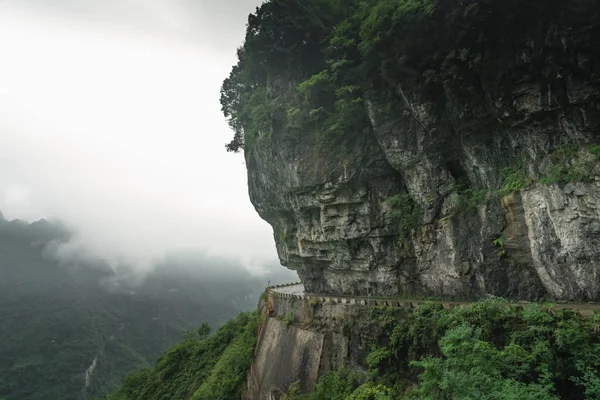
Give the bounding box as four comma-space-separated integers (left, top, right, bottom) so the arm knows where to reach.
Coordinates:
540, 144, 599, 184
387, 194, 421, 238
499, 164, 528, 194
283, 368, 363, 400
589, 145, 600, 160
284, 311, 296, 327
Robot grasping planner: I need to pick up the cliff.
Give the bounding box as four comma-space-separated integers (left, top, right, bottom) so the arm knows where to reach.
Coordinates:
89, 3, 600, 400
223, 0, 600, 301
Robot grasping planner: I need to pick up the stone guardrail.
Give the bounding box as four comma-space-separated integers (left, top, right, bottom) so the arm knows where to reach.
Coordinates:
266, 282, 600, 317
268, 282, 303, 290
266, 282, 304, 299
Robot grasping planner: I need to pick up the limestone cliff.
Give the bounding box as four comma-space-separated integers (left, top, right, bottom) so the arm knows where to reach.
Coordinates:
226, 0, 600, 301
246, 81, 600, 300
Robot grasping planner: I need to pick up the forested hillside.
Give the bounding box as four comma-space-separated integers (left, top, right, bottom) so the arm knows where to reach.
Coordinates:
221, 0, 599, 154
0, 215, 293, 400
104, 311, 259, 400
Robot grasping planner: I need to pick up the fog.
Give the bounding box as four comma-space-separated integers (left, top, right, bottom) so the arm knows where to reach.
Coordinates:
0, 0, 282, 273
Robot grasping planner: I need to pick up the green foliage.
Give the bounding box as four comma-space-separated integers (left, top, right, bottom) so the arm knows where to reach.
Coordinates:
283, 381, 304, 399
589, 145, 600, 160
496, 143, 600, 194
197, 322, 211, 340
450, 186, 490, 213
284, 311, 296, 326
0, 216, 296, 400
380, 301, 600, 399
105, 312, 260, 400
411, 324, 558, 400
312, 368, 363, 400
540, 144, 600, 184
499, 164, 528, 195
220, 0, 340, 152
345, 383, 393, 400
279, 231, 288, 242
284, 368, 364, 400
493, 236, 506, 257
298, 300, 600, 399
387, 194, 421, 238
366, 346, 392, 377
297, 70, 335, 109
222, 0, 599, 152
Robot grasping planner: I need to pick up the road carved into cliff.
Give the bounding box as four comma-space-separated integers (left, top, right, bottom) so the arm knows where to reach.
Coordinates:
268, 282, 600, 317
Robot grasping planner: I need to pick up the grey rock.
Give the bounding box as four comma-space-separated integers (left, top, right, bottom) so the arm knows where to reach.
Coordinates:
243, 60, 600, 302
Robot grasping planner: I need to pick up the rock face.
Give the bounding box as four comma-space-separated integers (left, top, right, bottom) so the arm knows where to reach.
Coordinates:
244, 41, 600, 301
247, 317, 324, 398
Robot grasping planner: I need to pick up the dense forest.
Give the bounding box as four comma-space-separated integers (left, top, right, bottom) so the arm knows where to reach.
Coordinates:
108, 299, 600, 399
0, 214, 294, 400
221, 0, 599, 153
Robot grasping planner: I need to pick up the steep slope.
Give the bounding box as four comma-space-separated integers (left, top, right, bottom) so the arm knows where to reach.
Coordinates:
0, 216, 295, 400
221, 0, 600, 300
104, 311, 259, 400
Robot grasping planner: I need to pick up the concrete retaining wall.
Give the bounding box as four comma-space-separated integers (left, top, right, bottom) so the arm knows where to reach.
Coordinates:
246, 317, 324, 400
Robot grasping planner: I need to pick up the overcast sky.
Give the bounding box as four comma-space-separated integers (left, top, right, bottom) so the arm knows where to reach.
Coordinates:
0, 0, 281, 272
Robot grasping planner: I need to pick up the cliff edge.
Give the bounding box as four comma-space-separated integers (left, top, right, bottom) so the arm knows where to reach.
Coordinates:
222, 0, 600, 301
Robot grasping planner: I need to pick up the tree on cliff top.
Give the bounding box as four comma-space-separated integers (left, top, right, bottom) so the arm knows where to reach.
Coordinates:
221, 0, 600, 153
221, 0, 339, 152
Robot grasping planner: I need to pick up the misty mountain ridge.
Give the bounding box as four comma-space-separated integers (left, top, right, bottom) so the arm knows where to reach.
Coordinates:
0, 212, 296, 400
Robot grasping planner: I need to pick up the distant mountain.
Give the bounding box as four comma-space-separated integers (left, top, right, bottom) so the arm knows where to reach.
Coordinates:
0, 215, 296, 400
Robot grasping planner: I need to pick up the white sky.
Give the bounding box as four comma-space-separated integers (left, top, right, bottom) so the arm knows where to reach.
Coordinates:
0, 0, 279, 271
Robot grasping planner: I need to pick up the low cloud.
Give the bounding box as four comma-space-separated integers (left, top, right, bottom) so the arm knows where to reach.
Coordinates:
0, 0, 282, 274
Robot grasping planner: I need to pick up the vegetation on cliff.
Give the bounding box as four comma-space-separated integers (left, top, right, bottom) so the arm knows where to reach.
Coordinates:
221, 0, 599, 153
103, 311, 260, 400
284, 299, 600, 399
104, 298, 600, 400
106, 298, 596, 399
105, 294, 600, 400
220, 0, 600, 301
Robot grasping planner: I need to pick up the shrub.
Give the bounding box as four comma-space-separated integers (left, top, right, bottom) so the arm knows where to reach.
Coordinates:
589, 145, 600, 160
387, 194, 421, 238
284, 311, 296, 327
540, 144, 599, 184
451, 186, 490, 213
499, 164, 528, 194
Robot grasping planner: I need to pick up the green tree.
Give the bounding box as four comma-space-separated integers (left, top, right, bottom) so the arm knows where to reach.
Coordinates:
198, 322, 211, 340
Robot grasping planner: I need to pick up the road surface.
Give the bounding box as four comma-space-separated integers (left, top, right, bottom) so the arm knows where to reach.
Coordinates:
268, 283, 600, 316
